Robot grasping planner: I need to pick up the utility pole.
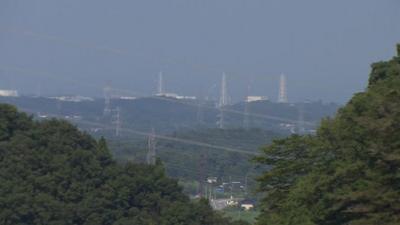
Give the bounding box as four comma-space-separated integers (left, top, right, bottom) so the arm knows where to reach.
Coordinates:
112, 107, 121, 137
244, 174, 248, 197
146, 128, 157, 165
229, 176, 233, 199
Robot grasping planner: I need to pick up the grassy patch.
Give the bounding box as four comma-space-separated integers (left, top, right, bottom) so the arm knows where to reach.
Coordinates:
223, 208, 259, 224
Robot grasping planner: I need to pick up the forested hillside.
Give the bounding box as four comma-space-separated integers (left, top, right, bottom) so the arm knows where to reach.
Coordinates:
0, 104, 247, 225
107, 128, 278, 196
256, 45, 400, 225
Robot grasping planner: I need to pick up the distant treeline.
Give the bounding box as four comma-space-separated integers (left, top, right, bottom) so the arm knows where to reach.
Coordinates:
0, 95, 339, 134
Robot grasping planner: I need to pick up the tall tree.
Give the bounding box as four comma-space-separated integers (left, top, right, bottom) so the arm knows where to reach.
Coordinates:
256, 45, 400, 225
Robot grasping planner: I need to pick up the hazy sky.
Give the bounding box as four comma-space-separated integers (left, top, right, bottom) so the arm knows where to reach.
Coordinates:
0, 0, 399, 103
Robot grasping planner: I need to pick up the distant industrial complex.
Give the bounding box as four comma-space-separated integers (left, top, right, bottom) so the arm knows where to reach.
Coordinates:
0, 89, 18, 97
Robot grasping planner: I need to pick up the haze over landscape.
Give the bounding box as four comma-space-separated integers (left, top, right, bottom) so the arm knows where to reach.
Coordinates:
1, 0, 399, 102
1, 1, 400, 225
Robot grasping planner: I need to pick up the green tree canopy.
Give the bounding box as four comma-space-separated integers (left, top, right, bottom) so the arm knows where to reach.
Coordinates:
256, 45, 400, 225
0, 104, 247, 225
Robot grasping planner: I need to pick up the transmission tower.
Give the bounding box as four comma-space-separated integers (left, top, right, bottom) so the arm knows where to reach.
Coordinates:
103, 85, 112, 116
157, 71, 164, 95
217, 73, 228, 129
198, 153, 207, 198
112, 107, 121, 137
146, 128, 157, 165
219, 73, 228, 107
217, 108, 225, 129
278, 74, 288, 103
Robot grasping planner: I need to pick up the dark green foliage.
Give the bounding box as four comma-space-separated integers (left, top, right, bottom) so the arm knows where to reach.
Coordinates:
110, 128, 277, 182
0, 104, 246, 225
256, 45, 400, 225
397, 44, 400, 56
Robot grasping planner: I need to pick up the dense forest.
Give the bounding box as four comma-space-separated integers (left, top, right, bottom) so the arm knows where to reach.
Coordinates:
109, 128, 277, 179
0, 104, 248, 225
255, 45, 400, 225
0, 95, 338, 198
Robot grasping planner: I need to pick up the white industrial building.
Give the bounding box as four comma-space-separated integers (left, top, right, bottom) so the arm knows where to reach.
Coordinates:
156, 92, 196, 100
0, 89, 18, 97
246, 96, 268, 103
49, 96, 94, 102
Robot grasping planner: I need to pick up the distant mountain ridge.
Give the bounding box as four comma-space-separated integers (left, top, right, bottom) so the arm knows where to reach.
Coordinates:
0, 96, 340, 134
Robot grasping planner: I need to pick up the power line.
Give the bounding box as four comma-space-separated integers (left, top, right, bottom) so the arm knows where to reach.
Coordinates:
0, 65, 316, 126
0, 27, 267, 78
105, 88, 314, 127
0, 27, 127, 56
19, 108, 259, 156
117, 126, 258, 155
